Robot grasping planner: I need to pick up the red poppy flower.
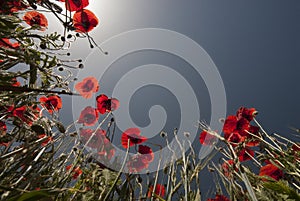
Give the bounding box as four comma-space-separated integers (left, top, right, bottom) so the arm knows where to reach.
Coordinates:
259, 164, 283, 181
80, 128, 108, 150
245, 125, 260, 147
77, 106, 99, 126
291, 143, 300, 162
222, 159, 235, 178
199, 131, 216, 145
138, 145, 154, 162
63, 0, 89, 12
225, 132, 245, 145
23, 11, 48, 31
223, 116, 250, 137
0, 0, 28, 14
0, 142, 9, 147
96, 94, 120, 114
12, 105, 40, 125
238, 148, 254, 162
121, 128, 147, 149
66, 165, 83, 179
38, 134, 53, 147
207, 194, 230, 201
148, 184, 166, 198
11, 78, 21, 87
127, 154, 150, 173
40, 95, 62, 114
75, 77, 99, 99
236, 107, 258, 121
0, 121, 7, 137
73, 9, 99, 33
0, 38, 20, 49
292, 143, 300, 152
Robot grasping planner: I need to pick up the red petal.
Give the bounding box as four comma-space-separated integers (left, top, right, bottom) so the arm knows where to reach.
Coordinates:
75, 77, 99, 99
259, 164, 283, 181
148, 184, 166, 198
110, 98, 120, 111
138, 145, 154, 162
199, 131, 216, 145
96, 94, 109, 114
23, 11, 48, 30
236, 107, 258, 121
223, 115, 238, 135
77, 106, 99, 126
238, 148, 254, 162
227, 132, 245, 145
73, 9, 99, 33
121, 128, 147, 148
65, 0, 89, 12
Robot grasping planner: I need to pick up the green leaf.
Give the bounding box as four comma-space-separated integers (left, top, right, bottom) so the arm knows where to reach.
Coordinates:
263, 181, 300, 200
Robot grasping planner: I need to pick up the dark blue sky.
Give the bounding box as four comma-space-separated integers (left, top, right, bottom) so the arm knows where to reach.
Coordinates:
65, 0, 300, 139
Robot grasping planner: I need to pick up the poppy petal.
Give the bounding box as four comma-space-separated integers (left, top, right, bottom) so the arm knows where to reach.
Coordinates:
199, 131, 216, 145
23, 11, 48, 31
259, 164, 283, 181
73, 9, 99, 33
138, 145, 154, 162
65, 0, 89, 12
77, 106, 99, 126
236, 107, 258, 121
75, 76, 99, 99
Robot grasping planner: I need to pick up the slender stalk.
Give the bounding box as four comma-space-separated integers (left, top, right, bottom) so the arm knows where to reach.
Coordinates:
102, 139, 130, 200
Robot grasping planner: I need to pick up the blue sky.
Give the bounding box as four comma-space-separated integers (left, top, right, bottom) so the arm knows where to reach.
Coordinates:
63, 0, 300, 140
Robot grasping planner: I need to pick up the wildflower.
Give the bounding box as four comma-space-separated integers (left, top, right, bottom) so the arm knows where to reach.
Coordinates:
75, 77, 99, 99
223, 115, 250, 137
138, 145, 154, 162
77, 106, 99, 126
96, 94, 119, 114
11, 78, 21, 87
236, 107, 258, 121
148, 184, 166, 198
238, 148, 254, 162
225, 132, 245, 145
12, 105, 40, 125
199, 131, 216, 145
121, 128, 147, 149
222, 159, 235, 178
38, 134, 53, 146
23, 11, 48, 31
40, 95, 62, 114
291, 143, 300, 162
207, 194, 230, 201
63, 0, 89, 12
127, 154, 149, 173
66, 165, 82, 179
223, 112, 261, 146
73, 9, 99, 32
259, 164, 283, 181
0, 0, 28, 14
0, 38, 20, 49
292, 143, 300, 153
